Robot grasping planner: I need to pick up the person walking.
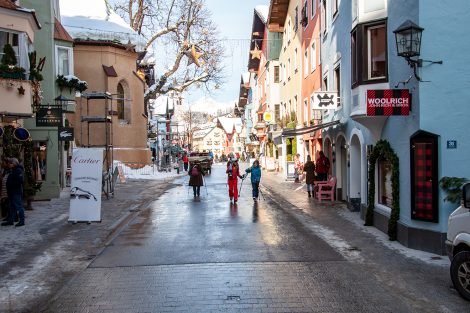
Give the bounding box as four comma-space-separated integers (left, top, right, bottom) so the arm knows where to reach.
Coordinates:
316, 151, 330, 181
2, 158, 25, 227
188, 161, 204, 198
226, 157, 243, 203
303, 155, 316, 198
182, 153, 189, 172
245, 159, 262, 201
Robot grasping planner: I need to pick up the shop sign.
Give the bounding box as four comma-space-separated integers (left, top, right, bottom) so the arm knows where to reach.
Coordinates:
367, 89, 410, 116
36, 107, 63, 126
68, 148, 103, 222
58, 127, 74, 141
263, 111, 273, 123
312, 92, 338, 109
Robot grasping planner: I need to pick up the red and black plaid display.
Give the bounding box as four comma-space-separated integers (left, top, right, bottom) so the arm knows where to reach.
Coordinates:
367, 89, 410, 116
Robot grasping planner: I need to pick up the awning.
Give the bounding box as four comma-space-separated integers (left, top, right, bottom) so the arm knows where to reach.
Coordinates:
282, 120, 340, 137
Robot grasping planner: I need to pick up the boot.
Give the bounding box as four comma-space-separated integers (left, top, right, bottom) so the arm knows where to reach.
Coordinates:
308, 191, 311, 198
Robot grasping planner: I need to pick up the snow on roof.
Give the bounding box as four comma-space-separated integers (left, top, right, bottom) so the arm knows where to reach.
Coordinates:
193, 127, 214, 139
217, 117, 243, 135
241, 72, 250, 85
255, 5, 269, 24
60, 0, 145, 50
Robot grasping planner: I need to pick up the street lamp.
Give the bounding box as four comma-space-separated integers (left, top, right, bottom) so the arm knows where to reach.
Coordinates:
393, 20, 442, 81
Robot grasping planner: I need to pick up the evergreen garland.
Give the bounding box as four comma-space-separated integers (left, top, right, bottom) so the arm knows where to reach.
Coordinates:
365, 139, 400, 241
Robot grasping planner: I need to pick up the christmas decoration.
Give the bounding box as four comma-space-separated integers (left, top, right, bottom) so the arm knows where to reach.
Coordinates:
250, 44, 262, 60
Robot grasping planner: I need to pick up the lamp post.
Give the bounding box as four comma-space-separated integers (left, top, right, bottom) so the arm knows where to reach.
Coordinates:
393, 20, 442, 81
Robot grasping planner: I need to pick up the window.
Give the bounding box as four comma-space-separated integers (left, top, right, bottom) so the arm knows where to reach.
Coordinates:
311, 0, 317, 18
351, 20, 388, 87
303, 99, 309, 124
287, 58, 291, 80
332, 0, 339, 18
302, 1, 308, 27
368, 24, 387, 79
283, 64, 287, 82
33, 141, 47, 181
0, 32, 19, 64
334, 65, 340, 106
294, 95, 298, 114
294, 48, 298, 72
275, 104, 280, 122
321, 0, 327, 34
287, 21, 291, 43
378, 158, 392, 207
56, 46, 73, 76
311, 41, 316, 72
304, 50, 309, 77
274, 65, 280, 83
117, 83, 125, 120
322, 75, 328, 91
294, 6, 299, 32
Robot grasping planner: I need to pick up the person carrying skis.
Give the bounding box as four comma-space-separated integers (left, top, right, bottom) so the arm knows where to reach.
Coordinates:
245, 159, 261, 201
226, 156, 243, 203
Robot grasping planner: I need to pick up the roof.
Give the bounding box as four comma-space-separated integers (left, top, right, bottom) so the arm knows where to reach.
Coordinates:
60, 0, 144, 50
255, 5, 269, 24
248, 7, 266, 71
54, 17, 73, 42
0, 0, 41, 29
217, 117, 243, 135
268, 0, 290, 32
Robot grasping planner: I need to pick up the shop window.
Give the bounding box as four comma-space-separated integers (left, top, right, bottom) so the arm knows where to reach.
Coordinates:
410, 131, 438, 222
351, 19, 388, 87
33, 141, 47, 181
378, 158, 392, 207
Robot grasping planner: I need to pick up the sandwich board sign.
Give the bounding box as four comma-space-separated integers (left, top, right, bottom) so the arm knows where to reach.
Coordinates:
68, 148, 103, 222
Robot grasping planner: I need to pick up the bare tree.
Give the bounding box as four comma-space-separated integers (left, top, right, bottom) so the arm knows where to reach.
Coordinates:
109, 0, 224, 102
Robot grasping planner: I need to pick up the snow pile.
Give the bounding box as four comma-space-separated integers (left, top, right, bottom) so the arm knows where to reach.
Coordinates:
115, 161, 182, 180
60, 0, 145, 50
217, 116, 243, 134
255, 5, 269, 24
63, 74, 87, 86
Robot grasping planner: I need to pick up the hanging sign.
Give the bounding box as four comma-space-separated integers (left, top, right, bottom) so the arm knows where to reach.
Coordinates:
312, 92, 338, 109
263, 111, 273, 123
58, 127, 74, 141
367, 89, 410, 116
69, 148, 103, 222
36, 107, 63, 126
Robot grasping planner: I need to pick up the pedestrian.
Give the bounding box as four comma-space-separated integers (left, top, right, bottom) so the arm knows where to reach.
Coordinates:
226, 157, 243, 203
245, 159, 262, 201
303, 155, 316, 198
188, 160, 204, 198
0, 159, 11, 220
183, 153, 189, 171
294, 153, 302, 183
316, 151, 330, 181
1, 158, 25, 227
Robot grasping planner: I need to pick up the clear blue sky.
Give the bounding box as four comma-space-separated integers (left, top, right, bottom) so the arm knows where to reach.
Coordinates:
186, 0, 270, 105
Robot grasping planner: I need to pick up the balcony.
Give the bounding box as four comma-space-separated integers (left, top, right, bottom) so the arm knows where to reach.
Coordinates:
254, 121, 266, 129
0, 78, 33, 117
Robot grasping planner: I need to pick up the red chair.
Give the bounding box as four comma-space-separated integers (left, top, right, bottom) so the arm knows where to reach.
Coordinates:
314, 177, 337, 201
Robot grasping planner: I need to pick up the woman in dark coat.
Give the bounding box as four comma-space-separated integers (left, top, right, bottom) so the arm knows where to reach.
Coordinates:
303, 155, 315, 198
188, 161, 204, 198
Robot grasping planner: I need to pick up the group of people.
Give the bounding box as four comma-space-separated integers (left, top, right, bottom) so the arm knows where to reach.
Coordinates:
0, 158, 26, 227
301, 151, 331, 198
187, 153, 262, 203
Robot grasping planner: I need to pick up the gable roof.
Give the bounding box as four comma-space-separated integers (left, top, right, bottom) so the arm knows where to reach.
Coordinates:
0, 0, 41, 29
54, 17, 73, 42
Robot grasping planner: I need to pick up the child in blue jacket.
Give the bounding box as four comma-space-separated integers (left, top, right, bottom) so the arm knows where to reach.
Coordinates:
245, 160, 262, 200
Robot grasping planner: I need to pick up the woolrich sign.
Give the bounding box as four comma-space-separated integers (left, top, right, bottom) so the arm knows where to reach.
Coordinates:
366, 89, 410, 116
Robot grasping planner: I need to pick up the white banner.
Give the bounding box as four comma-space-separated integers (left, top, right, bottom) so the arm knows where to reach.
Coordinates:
69, 148, 103, 222
312, 92, 339, 110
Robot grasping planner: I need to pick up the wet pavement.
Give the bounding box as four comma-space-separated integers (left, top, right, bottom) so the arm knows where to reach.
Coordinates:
40, 164, 470, 313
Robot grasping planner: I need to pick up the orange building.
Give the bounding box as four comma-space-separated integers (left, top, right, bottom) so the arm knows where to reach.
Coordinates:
300, 0, 322, 159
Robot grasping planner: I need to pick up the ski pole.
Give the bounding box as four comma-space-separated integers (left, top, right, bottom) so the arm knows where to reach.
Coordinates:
258, 185, 266, 201
238, 176, 245, 195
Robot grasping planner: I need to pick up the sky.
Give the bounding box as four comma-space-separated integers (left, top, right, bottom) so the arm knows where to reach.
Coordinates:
184, 0, 270, 111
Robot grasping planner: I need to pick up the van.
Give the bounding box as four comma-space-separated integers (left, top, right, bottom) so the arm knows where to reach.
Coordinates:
446, 182, 470, 301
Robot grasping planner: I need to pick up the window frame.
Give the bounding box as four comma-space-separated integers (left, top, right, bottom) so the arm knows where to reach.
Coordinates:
274, 65, 280, 83
332, 0, 339, 19
367, 23, 387, 81
334, 64, 341, 107
311, 40, 317, 73
304, 49, 309, 78
311, 0, 317, 19
55, 45, 74, 76
350, 19, 388, 88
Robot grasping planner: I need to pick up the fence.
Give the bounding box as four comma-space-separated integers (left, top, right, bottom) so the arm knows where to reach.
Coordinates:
118, 162, 155, 177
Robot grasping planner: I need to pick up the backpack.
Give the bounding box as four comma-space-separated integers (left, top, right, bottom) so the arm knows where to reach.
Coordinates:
191, 166, 199, 176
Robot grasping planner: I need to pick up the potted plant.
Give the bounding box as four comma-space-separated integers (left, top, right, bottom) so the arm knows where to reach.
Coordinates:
440, 176, 468, 203
56, 74, 88, 94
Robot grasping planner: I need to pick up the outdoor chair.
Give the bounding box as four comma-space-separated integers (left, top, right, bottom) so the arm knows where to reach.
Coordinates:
314, 176, 337, 201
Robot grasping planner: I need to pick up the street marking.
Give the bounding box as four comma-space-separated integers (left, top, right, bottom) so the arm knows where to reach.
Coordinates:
295, 184, 305, 191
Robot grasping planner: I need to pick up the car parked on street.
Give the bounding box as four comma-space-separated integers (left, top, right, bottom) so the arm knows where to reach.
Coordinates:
446, 182, 470, 301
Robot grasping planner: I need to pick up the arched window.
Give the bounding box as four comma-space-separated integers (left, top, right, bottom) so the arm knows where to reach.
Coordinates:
117, 82, 125, 120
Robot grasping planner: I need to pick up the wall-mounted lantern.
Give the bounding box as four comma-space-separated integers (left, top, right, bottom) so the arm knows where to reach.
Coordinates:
393, 20, 443, 81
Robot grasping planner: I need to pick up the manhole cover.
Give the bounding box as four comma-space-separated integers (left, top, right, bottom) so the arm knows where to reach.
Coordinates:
226, 296, 241, 301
